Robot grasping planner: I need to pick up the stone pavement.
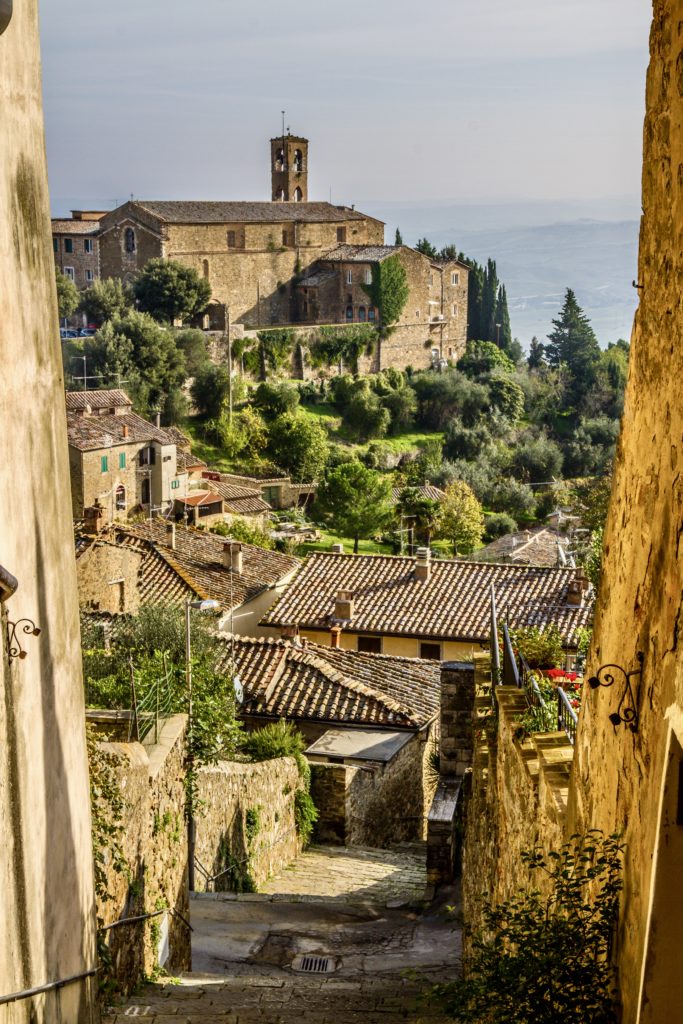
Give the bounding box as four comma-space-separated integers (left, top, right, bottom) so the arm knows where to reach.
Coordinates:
257, 842, 430, 904
104, 845, 459, 1023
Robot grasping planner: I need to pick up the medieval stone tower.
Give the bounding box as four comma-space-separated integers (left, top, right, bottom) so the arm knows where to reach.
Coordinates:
270, 134, 308, 202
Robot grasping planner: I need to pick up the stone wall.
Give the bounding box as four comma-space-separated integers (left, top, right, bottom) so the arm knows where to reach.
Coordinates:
77, 539, 144, 615
310, 722, 438, 848
194, 756, 303, 891
0, 1, 98, 1019
98, 715, 191, 994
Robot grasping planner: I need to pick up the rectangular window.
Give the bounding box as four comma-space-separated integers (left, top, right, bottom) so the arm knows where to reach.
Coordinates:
84, 239, 93, 253
357, 635, 382, 654
364, 267, 372, 285
420, 642, 441, 661
86, 269, 94, 282
139, 446, 156, 467
64, 267, 75, 280
451, 272, 459, 286
429, 273, 434, 287
52, 238, 58, 253
415, 310, 420, 318
100, 455, 108, 473
227, 230, 236, 248
119, 452, 126, 469
64, 238, 73, 254
171, 479, 180, 490
337, 227, 347, 243
282, 229, 289, 246
452, 303, 458, 316
368, 307, 376, 322
346, 269, 353, 285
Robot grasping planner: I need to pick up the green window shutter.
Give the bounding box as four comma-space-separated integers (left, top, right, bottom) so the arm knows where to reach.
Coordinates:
119, 452, 126, 469
101, 455, 108, 473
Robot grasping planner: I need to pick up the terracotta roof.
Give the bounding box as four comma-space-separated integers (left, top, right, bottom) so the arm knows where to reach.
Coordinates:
164, 426, 192, 450
67, 412, 174, 451
178, 491, 223, 508
216, 636, 439, 730
297, 268, 338, 288
176, 449, 207, 472
391, 485, 446, 504
131, 201, 376, 225
209, 480, 271, 515
261, 552, 593, 647
101, 520, 299, 610
65, 390, 133, 411
324, 244, 399, 263
472, 528, 569, 568
52, 219, 100, 235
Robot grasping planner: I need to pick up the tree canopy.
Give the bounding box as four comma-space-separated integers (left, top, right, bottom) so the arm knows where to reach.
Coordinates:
134, 258, 212, 323
544, 289, 601, 408
437, 480, 485, 555
267, 413, 330, 482
80, 278, 133, 326
56, 268, 79, 320
314, 462, 393, 553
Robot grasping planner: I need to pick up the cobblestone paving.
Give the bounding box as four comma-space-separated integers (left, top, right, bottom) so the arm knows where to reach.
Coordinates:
104, 845, 457, 1024
258, 842, 430, 904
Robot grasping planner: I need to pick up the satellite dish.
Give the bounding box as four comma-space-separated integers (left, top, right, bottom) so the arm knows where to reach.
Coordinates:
233, 675, 244, 705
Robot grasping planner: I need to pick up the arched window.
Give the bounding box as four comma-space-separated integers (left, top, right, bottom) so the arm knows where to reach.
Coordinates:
346, 305, 354, 321
141, 478, 150, 505
358, 306, 366, 322
294, 149, 303, 172
276, 188, 285, 202
124, 227, 136, 253
275, 148, 285, 170
115, 485, 126, 511
294, 187, 303, 202
202, 259, 210, 279
368, 307, 376, 322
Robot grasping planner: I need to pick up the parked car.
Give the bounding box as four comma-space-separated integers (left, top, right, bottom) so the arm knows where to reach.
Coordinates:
60, 328, 79, 339
79, 328, 96, 337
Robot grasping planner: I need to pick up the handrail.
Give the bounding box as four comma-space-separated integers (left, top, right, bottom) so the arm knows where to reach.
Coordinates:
0, 563, 18, 603
100, 906, 193, 933
502, 624, 520, 687
557, 687, 579, 746
0, 968, 97, 1007
490, 584, 500, 685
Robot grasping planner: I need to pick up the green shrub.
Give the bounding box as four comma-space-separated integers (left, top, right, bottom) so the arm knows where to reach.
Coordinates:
483, 512, 518, 542
241, 719, 308, 780
294, 789, 318, 846
508, 624, 563, 669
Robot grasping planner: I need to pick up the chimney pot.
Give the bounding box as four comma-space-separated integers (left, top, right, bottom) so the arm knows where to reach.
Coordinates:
415, 547, 431, 582
334, 589, 354, 621
330, 626, 342, 649
330, 543, 344, 554
566, 579, 584, 607
155, 411, 161, 428
122, 424, 129, 439
166, 523, 176, 550
223, 541, 243, 574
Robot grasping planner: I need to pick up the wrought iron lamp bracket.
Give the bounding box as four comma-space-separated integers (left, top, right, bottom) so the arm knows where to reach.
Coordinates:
7, 619, 41, 663
588, 651, 644, 732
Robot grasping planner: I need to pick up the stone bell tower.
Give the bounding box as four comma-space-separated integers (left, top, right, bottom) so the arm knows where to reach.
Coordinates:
271, 131, 308, 202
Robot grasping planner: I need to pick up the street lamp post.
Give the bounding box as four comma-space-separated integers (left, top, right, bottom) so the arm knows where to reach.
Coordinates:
185, 597, 219, 892
495, 322, 502, 348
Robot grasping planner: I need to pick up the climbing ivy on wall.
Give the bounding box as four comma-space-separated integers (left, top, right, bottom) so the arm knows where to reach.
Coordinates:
362, 255, 409, 336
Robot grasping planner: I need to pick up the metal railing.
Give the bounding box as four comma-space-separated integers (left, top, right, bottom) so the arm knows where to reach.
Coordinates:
490, 584, 500, 686
0, 968, 97, 1007
557, 687, 579, 745
502, 623, 519, 687
0, 563, 18, 602
129, 654, 174, 745
100, 906, 192, 934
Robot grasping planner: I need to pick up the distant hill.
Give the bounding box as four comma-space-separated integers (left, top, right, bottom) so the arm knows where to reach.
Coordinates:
358, 198, 640, 347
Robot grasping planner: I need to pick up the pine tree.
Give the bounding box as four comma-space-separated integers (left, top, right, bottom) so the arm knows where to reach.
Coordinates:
394, 227, 403, 246
545, 289, 601, 408
527, 337, 546, 369
415, 238, 438, 258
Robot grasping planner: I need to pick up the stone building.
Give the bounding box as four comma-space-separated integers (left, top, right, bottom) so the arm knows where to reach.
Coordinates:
261, 549, 592, 662
52, 209, 103, 291
0, 1, 98, 1018
66, 390, 182, 520
95, 134, 469, 370
215, 635, 441, 847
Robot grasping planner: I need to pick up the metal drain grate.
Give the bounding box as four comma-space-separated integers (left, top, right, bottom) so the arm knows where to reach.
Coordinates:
291, 954, 336, 974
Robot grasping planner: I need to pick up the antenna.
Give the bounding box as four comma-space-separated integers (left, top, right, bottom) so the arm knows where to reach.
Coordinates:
281, 110, 285, 138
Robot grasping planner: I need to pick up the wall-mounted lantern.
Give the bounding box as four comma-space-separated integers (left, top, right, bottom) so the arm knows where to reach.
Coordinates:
0, 0, 12, 36
588, 652, 644, 732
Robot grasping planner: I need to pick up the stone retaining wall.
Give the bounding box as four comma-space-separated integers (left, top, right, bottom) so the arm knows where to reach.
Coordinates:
194, 757, 303, 892
98, 714, 191, 994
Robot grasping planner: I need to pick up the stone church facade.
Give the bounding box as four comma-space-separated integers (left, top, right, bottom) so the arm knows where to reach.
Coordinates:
97, 135, 468, 371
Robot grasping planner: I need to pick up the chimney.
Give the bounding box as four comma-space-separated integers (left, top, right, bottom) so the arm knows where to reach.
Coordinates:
223, 541, 243, 574
334, 590, 354, 621
122, 424, 129, 439
84, 503, 106, 535
166, 523, 176, 550
330, 626, 342, 649
415, 547, 431, 582
330, 543, 344, 554
300, 637, 309, 649
566, 578, 584, 607
155, 411, 161, 428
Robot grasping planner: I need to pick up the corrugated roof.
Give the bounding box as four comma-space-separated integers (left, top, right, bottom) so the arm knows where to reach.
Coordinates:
261, 552, 593, 647
131, 201, 377, 225
65, 390, 133, 411
67, 412, 174, 451
216, 636, 439, 730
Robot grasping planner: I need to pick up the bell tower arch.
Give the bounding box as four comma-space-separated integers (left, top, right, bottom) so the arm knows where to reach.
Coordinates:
271, 131, 308, 202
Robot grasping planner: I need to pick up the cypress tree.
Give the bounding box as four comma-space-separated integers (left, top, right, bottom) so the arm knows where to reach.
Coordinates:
527, 336, 545, 369
394, 227, 403, 246
494, 283, 512, 352
482, 259, 499, 342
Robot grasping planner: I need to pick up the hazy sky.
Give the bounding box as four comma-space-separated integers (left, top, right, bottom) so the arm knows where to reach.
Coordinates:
41, 0, 652, 216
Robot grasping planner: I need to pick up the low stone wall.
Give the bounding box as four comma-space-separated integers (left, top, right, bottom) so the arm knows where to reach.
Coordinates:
310, 723, 438, 849
194, 757, 303, 891
461, 664, 573, 948
98, 714, 191, 994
